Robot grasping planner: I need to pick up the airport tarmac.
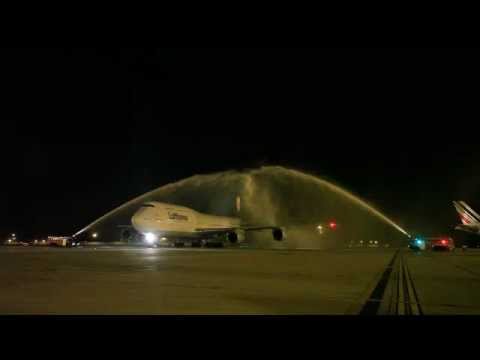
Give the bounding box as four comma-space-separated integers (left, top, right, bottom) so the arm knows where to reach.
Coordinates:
403, 250, 480, 314
0, 246, 479, 314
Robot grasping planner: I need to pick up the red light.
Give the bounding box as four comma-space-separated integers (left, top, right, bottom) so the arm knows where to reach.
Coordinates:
329, 222, 337, 229
441, 239, 447, 245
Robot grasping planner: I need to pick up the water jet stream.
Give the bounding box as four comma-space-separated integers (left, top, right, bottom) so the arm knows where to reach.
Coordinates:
74, 166, 409, 245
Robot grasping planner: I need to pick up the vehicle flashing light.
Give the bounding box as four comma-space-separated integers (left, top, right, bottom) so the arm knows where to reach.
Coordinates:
317, 225, 323, 234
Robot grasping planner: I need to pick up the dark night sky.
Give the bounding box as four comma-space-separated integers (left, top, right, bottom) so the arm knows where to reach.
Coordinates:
1, 48, 480, 238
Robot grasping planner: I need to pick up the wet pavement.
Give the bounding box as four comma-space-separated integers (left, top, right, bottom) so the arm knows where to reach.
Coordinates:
0, 246, 394, 314
1, 246, 478, 314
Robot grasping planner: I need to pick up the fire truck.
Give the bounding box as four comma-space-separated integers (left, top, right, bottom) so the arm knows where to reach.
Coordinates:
47, 236, 76, 247
426, 237, 455, 251
409, 236, 455, 251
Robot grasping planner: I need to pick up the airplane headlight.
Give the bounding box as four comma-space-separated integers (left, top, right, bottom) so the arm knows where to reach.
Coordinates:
145, 233, 157, 244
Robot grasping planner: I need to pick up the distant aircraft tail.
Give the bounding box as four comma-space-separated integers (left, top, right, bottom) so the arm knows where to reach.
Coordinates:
453, 201, 480, 225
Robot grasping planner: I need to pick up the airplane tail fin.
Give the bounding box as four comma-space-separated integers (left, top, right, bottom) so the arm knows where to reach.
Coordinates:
453, 201, 480, 225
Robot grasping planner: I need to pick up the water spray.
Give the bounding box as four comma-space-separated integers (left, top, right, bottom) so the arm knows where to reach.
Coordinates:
73, 166, 410, 243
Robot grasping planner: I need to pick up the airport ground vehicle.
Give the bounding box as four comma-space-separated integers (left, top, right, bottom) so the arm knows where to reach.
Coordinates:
409, 237, 455, 251
47, 236, 79, 247
409, 238, 427, 251
429, 237, 455, 251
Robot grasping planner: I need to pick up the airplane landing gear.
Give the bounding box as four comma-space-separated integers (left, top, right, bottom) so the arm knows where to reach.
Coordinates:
204, 242, 224, 248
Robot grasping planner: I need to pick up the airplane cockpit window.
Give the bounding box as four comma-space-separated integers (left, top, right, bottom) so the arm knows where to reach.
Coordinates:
141, 204, 155, 208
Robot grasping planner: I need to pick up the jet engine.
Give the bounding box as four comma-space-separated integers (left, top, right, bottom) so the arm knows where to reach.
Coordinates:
272, 228, 284, 241
227, 230, 246, 244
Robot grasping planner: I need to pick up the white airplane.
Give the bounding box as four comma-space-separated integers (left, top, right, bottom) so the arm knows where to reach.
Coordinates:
130, 199, 284, 247
453, 201, 480, 235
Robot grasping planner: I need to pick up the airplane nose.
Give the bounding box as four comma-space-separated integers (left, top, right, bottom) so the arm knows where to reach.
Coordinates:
131, 210, 143, 230
131, 207, 154, 232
